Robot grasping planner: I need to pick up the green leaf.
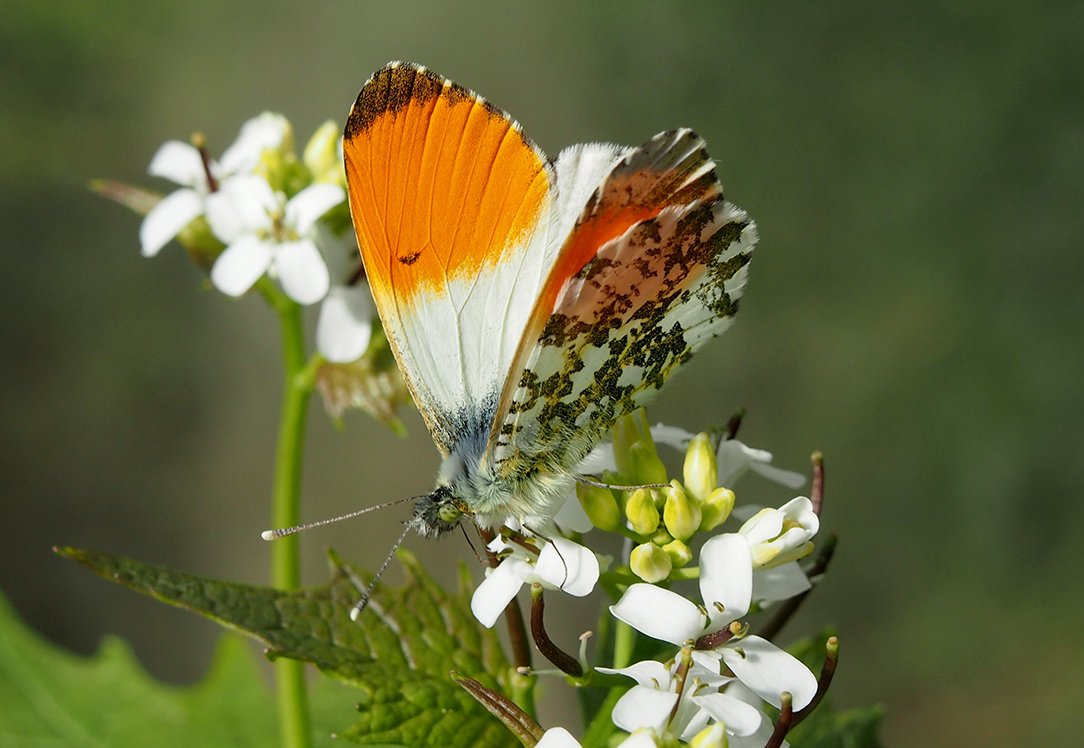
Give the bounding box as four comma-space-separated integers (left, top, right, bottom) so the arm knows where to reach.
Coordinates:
57, 547, 516, 747
788, 703, 885, 748
0, 585, 355, 746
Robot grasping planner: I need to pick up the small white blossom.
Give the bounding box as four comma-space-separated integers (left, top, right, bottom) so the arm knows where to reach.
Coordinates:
610, 533, 817, 711
739, 497, 819, 569
139, 112, 289, 258
207, 175, 344, 304
470, 535, 599, 628
598, 656, 762, 741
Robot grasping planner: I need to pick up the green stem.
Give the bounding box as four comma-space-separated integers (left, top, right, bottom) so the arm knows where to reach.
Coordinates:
612, 619, 636, 670
265, 282, 315, 748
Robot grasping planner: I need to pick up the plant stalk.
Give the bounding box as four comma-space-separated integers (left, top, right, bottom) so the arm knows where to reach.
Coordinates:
268, 287, 314, 748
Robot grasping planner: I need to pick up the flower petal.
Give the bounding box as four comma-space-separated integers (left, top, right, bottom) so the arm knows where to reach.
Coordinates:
690, 692, 763, 737
610, 584, 706, 645
470, 560, 525, 628
595, 659, 672, 689
699, 534, 752, 629
575, 443, 617, 475
204, 175, 276, 242
752, 562, 811, 604
210, 236, 273, 296
285, 183, 345, 234
650, 423, 695, 451
722, 635, 818, 710
553, 490, 595, 534
218, 112, 289, 175
316, 285, 373, 363
533, 537, 598, 597
139, 188, 203, 257
537, 727, 581, 748
611, 685, 677, 733
749, 460, 806, 489
148, 141, 207, 187
738, 508, 784, 546
275, 239, 330, 304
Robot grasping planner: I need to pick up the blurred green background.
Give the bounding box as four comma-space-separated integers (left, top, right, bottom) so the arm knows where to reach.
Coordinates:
3, 1, 1082, 744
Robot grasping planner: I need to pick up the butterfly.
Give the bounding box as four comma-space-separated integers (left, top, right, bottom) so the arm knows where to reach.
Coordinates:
340, 61, 757, 542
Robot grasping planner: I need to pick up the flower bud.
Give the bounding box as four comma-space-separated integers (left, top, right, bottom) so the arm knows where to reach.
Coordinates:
699, 487, 736, 532
683, 432, 717, 503
650, 527, 674, 546
303, 120, 343, 184
630, 543, 672, 583
690, 723, 727, 748
661, 538, 693, 568
663, 481, 701, 541
627, 441, 669, 486
625, 488, 660, 535
612, 409, 657, 480
575, 482, 620, 532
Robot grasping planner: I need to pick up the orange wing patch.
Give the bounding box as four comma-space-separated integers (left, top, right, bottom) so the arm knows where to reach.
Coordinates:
344, 63, 550, 309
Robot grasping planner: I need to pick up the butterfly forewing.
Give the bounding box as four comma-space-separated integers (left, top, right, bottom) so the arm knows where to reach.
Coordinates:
487, 129, 757, 479
343, 62, 556, 454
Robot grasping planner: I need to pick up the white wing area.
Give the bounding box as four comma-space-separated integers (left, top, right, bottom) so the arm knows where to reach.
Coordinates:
391, 142, 631, 452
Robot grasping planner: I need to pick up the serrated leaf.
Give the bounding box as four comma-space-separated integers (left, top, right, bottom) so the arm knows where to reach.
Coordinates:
0, 586, 355, 746
57, 547, 516, 747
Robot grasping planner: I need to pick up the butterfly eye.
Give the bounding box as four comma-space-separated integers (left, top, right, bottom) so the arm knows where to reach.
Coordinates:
437, 501, 463, 524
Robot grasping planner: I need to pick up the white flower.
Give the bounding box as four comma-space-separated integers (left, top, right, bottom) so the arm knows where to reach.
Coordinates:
611, 534, 752, 645
598, 656, 762, 741
651, 425, 805, 490
470, 535, 599, 628
739, 497, 819, 569
139, 112, 289, 258
610, 534, 817, 710
207, 175, 344, 304
139, 141, 212, 258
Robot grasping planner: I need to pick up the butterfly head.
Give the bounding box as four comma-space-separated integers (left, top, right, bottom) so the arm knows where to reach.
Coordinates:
408, 486, 470, 538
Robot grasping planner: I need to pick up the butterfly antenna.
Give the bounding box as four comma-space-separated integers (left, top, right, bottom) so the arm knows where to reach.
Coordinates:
460, 523, 484, 564
349, 522, 412, 621
574, 475, 669, 491
260, 495, 422, 540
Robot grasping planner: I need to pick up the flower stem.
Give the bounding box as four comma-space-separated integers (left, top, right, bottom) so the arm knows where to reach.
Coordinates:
264, 281, 314, 748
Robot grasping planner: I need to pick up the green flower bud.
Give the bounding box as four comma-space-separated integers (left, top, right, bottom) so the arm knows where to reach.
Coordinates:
650, 527, 674, 546
625, 488, 660, 535
630, 543, 672, 583
612, 409, 654, 477
663, 480, 701, 541
303, 120, 344, 184
627, 441, 668, 486
699, 487, 736, 532
661, 538, 693, 568
575, 482, 620, 532
683, 432, 717, 503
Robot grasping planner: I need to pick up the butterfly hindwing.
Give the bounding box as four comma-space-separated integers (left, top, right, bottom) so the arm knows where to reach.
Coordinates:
487, 129, 757, 481
343, 62, 557, 454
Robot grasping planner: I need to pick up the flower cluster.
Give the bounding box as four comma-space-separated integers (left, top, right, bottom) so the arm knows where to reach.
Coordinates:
139, 113, 373, 364
470, 410, 832, 747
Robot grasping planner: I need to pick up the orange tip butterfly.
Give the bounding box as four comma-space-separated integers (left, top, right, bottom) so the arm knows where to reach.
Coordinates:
338, 61, 758, 541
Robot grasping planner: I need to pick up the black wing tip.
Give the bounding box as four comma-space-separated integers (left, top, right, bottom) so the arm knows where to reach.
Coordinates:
345, 61, 445, 139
